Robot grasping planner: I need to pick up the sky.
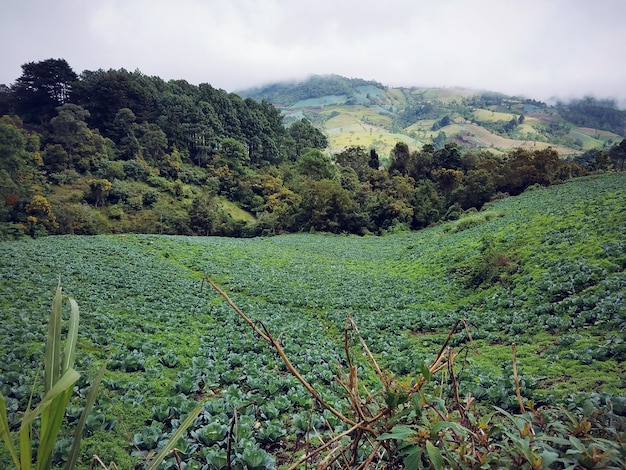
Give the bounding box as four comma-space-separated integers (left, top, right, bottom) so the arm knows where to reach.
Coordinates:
1, 0, 625, 105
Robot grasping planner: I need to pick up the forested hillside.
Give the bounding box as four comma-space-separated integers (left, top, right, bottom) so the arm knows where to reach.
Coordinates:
1, 59, 625, 239
240, 74, 626, 156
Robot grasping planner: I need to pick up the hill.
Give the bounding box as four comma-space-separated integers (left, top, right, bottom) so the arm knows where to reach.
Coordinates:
240, 74, 626, 157
2, 60, 626, 241
0, 172, 624, 467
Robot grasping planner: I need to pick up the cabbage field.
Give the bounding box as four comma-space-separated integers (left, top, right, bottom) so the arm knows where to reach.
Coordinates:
1, 173, 625, 468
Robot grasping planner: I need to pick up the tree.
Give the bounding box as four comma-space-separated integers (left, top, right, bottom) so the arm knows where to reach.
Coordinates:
368, 148, 380, 169
452, 169, 495, 210
609, 139, 626, 170
49, 104, 91, 158
159, 147, 182, 179
411, 179, 443, 228
532, 147, 562, 184
0, 119, 27, 179
111, 108, 141, 159
259, 188, 302, 233
0, 84, 11, 116
296, 148, 336, 180
298, 179, 357, 233
432, 168, 463, 198
136, 122, 168, 162
433, 143, 462, 170
410, 147, 434, 181
366, 193, 413, 232
432, 131, 447, 149
43, 144, 70, 173
214, 138, 250, 177
388, 142, 411, 175
86, 179, 112, 207
11, 58, 77, 124
189, 193, 229, 236
72, 68, 159, 135
334, 146, 370, 181
287, 119, 328, 158
499, 148, 540, 195
25, 194, 58, 233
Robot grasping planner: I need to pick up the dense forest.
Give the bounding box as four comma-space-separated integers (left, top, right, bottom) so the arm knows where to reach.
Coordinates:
1, 58, 625, 239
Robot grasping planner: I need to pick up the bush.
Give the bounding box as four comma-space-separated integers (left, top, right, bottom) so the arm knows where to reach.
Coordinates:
49, 169, 80, 186
108, 179, 135, 204
122, 160, 150, 180
0, 222, 26, 240
102, 160, 126, 181
142, 188, 160, 207
54, 203, 111, 234
107, 205, 124, 220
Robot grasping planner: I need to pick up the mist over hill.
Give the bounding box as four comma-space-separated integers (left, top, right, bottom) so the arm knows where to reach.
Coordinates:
240, 74, 626, 156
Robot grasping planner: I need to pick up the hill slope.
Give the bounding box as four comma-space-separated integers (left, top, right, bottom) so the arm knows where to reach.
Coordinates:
240, 75, 626, 157
0, 173, 624, 466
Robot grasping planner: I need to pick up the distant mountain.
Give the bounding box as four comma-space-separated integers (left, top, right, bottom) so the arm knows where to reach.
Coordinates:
240, 75, 626, 157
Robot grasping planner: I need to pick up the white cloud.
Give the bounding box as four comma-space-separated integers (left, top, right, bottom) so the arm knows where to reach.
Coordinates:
1, 0, 625, 104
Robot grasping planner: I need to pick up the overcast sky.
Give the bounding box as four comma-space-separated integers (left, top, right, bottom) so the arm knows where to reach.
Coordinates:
2, 0, 625, 104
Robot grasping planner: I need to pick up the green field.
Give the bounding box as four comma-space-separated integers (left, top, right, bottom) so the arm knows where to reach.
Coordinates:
320, 105, 422, 155
473, 109, 519, 122
1, 173, 625, 468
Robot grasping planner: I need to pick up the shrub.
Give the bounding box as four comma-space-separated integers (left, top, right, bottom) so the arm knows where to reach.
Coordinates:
122, 160, 150, 180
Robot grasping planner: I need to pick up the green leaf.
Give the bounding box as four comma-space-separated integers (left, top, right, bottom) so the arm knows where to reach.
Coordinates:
15, 365, 79, 470
540, 450, 559, 468
568, 435, 586, 453
147, 404, 203, 470
21, 368, 80, 429
24, 368, 79, 470
378, 424, 415, 440
431, 420, 470, 437
0, 391, 20, 469
65, 359, 108, 470
426, 440, 444, 470
20, 421, 32, 470
45, 282, 63, 392
402, 445, 422, 469
62, 297, 80, 373
38, 387, 72, 470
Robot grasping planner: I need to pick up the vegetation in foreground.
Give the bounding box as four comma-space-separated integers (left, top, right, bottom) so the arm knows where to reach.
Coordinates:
0, 173, 625, 467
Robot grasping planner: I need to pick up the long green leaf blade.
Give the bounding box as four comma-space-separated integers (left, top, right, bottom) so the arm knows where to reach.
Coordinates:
21, 368, 80, 429
65, 359, 108, 470
62, 297, 79, 373
0, 391, 20, 469
147, 405, 203, 470
44, 283, 63, 392
37, 388, 73, 470
20, 422, 32, 470
20, 369, 79, 470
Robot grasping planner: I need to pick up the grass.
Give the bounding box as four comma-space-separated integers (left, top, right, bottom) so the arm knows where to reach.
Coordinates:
219, 198, 256, 223
473, 108, 519, 122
